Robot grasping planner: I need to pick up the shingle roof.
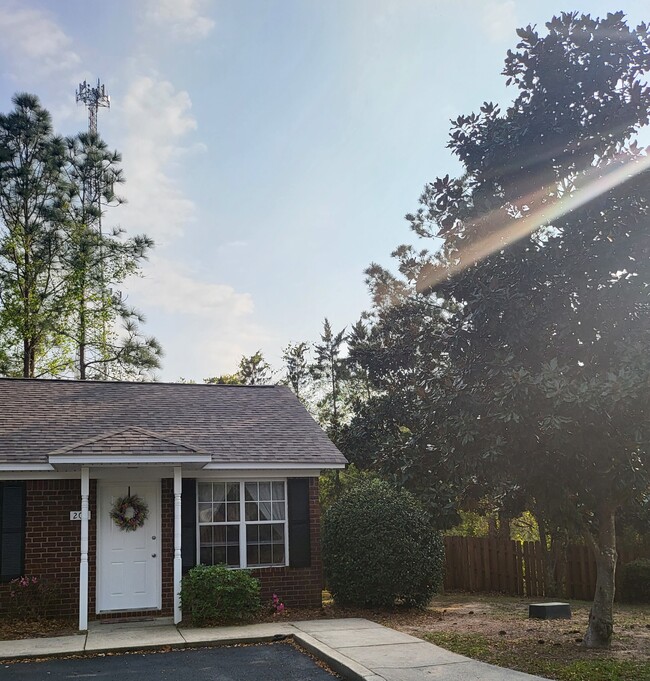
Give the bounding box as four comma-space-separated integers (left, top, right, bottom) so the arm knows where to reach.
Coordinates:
0, 379, 348, 467
49, 426, 207, 457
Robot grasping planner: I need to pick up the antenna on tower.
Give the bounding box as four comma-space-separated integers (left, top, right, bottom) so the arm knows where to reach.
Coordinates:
76, 79, 110, 135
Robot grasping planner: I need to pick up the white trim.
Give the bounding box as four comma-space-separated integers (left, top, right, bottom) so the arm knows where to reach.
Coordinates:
0, 464, 54, 471
202, 463, 342, 470
0, 467, 323, 481
173, 467, 182, 625
79, 467, 89, 631
50, 455, 211, 465
191, 468, 320, 480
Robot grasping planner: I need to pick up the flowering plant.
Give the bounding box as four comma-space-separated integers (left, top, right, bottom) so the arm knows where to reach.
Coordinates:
109, 494, 149, 531
271, 593, 285, 615
8, 575, 59, 619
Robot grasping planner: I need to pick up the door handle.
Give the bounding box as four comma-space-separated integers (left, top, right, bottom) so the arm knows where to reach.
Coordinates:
152, 553, 157, 558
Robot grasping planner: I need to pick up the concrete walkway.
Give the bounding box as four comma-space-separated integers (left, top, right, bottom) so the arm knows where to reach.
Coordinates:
0, 617, 545, 681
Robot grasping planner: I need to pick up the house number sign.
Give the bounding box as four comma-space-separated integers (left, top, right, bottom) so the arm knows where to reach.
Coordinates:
69, 511, 92, 520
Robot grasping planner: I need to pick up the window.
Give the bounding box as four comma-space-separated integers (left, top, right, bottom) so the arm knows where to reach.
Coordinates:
197, 480, 287, 568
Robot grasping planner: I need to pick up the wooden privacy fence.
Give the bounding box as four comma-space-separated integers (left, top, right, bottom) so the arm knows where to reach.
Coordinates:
443, 536, 646, 600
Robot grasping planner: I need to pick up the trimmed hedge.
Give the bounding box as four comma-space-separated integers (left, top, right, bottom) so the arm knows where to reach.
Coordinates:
621, 558, 650, 603
180, 564, 261, 626
323, 479, 445, 607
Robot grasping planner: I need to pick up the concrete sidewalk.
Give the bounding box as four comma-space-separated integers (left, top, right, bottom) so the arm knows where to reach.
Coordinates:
0, 617, 545, 681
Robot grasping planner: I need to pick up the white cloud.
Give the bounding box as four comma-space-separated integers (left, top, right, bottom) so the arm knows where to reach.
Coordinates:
125, 257, 274, 380
0, 4, 81, 80
482, 0, 517, 43
128, 257, 253, 318
145, 0, 215, 41
117, 76, 198, 244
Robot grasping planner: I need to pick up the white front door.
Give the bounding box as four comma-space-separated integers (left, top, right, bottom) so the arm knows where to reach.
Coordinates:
97, 482, 160, 612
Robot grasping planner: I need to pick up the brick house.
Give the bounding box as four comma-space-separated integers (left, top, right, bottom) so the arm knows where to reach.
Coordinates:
0, 379, 346, 630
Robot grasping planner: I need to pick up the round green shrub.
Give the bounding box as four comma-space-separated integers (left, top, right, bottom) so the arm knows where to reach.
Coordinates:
180, 564, 261, 626
621, 558, 650, 603
323, 479, 445, 607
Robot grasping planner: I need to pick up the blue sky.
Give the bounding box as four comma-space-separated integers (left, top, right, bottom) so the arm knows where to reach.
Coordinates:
0, 0, 648, 380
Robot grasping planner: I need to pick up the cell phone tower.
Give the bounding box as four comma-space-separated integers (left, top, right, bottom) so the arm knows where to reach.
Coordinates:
75, 79, 112, 368
75, 79, 110, 134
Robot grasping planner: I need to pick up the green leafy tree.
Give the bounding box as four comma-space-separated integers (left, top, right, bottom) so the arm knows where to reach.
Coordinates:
311, 318, 348, 437
58, 132, 161, 380
205, 351, 273, 386
237, 350, 272, 385
0, 93, 68, 377
339, 254, 463, 527
394, 12, 650, 648
204, 372, 242, 385
281, 341, 310, 400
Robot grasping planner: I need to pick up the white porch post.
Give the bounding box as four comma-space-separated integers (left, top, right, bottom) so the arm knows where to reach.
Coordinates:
173, 467, 182, 624
79, 466, 90, 631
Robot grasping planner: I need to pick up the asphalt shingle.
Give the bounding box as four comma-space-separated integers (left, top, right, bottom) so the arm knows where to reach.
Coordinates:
0, 379, 348, 467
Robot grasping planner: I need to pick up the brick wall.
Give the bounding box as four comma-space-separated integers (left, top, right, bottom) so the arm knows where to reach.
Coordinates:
23, 479, 84, 618
250, 477, 323, 608
2, 475, 322, 621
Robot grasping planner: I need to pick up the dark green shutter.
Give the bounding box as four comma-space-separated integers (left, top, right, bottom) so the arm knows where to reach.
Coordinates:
1, 482, 26, 580
287, 478, 311, 568
181, 478, 197, 573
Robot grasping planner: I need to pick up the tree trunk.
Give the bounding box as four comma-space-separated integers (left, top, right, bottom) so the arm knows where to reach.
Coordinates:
23, 338, 30, 377
537, 516, 558, 596
583, 505, 617, 649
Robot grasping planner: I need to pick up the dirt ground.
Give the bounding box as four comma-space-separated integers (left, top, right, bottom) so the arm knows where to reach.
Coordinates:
370, 593, 650, 662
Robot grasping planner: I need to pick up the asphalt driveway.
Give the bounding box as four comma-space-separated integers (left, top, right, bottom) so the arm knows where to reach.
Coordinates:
0, 642, 338, 680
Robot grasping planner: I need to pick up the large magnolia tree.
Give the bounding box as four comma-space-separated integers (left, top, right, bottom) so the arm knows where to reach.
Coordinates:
423, 12, 650, 649
351, 12, 650, 649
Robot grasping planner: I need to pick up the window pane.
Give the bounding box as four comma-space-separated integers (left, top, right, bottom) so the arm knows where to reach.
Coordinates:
271, 481, 284, 500
245, 482, 258, 501
227, 502, 240, 522
200, 547, 212, 565
227, 525, 239, 542
272, 525, 284, 542
198, 503, 212, 523
213, 546, 226, 564
198, 483, 212, 502
258, 502, 272, 521
199, 526, 212, 544
259, 545, 272, 565
272, 544, 285, 565
213, 483, 226, 502
272, 502, 285, 521
246, 525, 258, 543
247, 544, 258, 566
245, 502, 258, 521
259, 482, 271, 501
213, 526, 225, 544
226, 546, 240, 567
212, 502, 225, 522
259, 524, 271, 542
226, 482, 240, 501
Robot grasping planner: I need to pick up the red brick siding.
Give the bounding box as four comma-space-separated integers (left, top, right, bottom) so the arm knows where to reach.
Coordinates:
2, 475, 322, 620
250, 477, 323, 608
22, 479, 83, 618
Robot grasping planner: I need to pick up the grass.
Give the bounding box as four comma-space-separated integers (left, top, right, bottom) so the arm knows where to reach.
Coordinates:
425, 631, 650, 681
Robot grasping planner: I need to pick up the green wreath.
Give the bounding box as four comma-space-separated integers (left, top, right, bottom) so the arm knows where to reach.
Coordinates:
110, 494, 149, 532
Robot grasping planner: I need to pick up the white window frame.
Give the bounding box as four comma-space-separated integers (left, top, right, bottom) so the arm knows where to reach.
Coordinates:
196, 479, 289, 569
